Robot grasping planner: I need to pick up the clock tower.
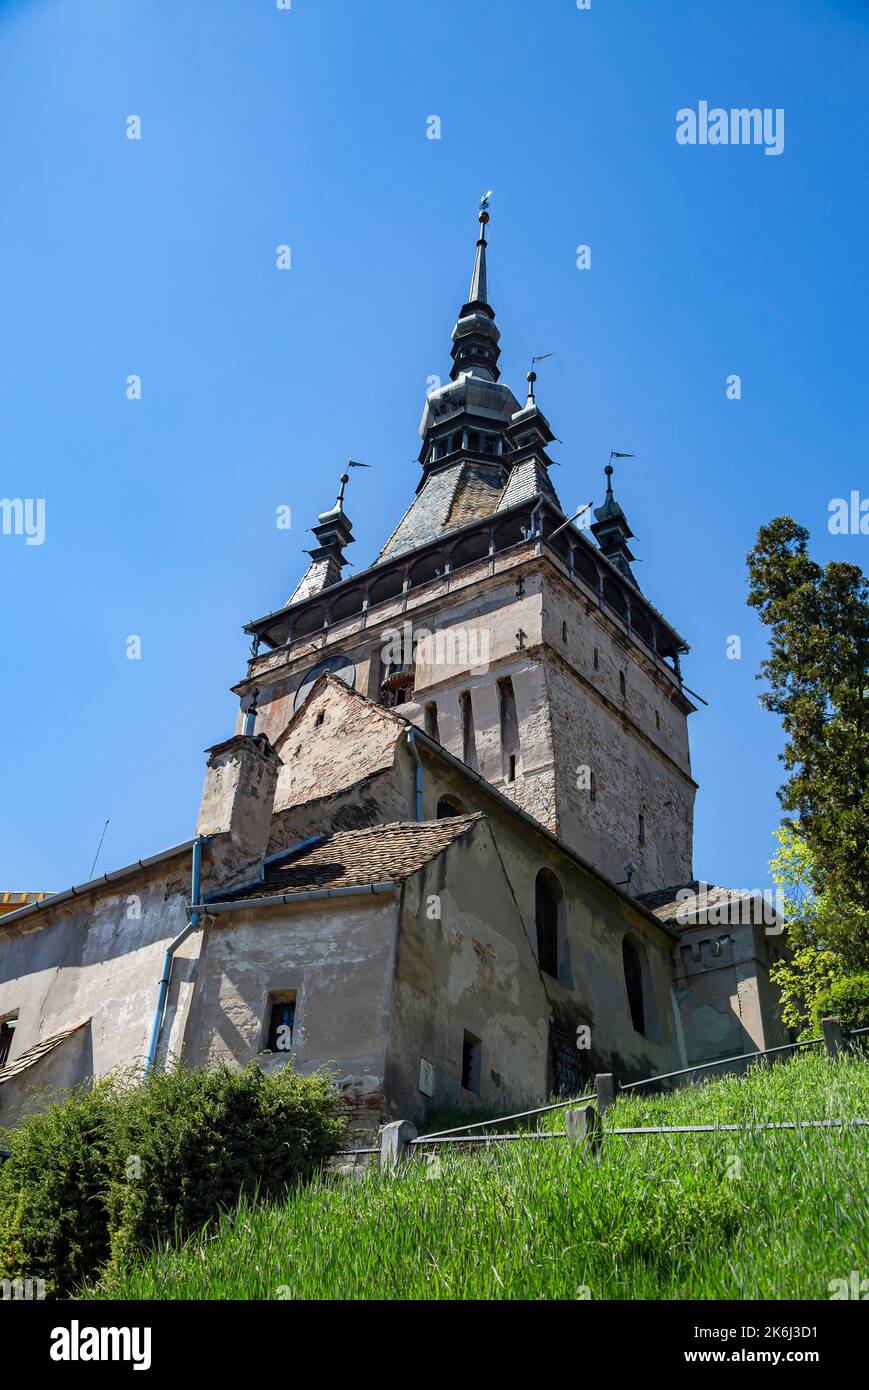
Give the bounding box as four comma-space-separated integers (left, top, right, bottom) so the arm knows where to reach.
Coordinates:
233, 205, 697, 896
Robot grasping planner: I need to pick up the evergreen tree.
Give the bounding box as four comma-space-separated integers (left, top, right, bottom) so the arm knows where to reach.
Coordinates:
747, 515, 868, 946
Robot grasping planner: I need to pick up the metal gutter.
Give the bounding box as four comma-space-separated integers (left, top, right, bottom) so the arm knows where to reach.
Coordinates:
0, 839, 200, 931
406, 729, 424, 820
145, 837, 205, 1073
401, 722, 679, 943
190, 881, 397, 914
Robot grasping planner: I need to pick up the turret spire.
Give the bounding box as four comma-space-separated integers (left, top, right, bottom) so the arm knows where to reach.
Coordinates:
287, 470, 356, 604
591, 456, 640, 589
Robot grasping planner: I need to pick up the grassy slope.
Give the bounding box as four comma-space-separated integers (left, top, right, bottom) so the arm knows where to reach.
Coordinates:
86, 1052, 869, 1300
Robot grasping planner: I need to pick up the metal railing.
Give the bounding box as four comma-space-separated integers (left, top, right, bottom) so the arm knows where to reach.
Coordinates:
339, 1017, 869, 1164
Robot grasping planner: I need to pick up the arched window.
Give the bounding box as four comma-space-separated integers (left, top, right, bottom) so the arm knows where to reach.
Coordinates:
622, 936, 646, 1035
437, 795, 464, 819
535, 870, 563, 979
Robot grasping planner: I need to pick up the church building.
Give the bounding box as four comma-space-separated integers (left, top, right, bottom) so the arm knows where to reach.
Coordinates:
0, 207, 788, 1132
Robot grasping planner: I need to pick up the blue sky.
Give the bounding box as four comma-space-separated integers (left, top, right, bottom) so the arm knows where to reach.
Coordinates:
1, 0, 866, 893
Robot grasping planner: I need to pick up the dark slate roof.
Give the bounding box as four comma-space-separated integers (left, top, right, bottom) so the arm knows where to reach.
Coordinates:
0, 1018, 90, 1085
448, 463, 508, 528
497, 458, 562, 512
377, 465, 465, 562
217, 816, 483, 902
376, 463, 507, 563
638, 881, 784, 929
288, 555, 342, 605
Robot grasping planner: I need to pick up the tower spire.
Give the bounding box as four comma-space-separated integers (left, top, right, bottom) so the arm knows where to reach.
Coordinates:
467, 192, 492, 306
450, 194, 500, 383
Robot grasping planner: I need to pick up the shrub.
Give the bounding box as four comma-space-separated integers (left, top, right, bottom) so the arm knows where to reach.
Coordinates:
0, 1080, 116, 1296
811, 973, 869, 1035
0, 1062, 345, 1295
104, 1063, 345, 1267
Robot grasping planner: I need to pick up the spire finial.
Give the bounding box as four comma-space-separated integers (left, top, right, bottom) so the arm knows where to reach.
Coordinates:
607, 450, 634, 498
468, 191, 492, 305
527, 351, 554, 405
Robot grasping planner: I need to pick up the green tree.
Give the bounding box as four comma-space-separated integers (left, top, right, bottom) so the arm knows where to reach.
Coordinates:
747, 516, 868, 934
767, 823, 851, 1034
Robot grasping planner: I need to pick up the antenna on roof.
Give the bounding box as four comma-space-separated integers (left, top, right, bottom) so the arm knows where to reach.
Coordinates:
88, 819, 110, 880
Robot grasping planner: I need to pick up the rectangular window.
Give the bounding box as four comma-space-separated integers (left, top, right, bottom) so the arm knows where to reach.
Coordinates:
424, 701, 440, 741
0, 1016, 17, 1069
497, 677, 520, 783
639, 813, 646, 845
461, 1031, 482, 1093
460, 691, 479, 773
265, 993, 296, 1054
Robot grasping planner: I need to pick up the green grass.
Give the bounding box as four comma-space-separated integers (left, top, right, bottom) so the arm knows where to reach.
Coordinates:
84, 1051, 869, 1300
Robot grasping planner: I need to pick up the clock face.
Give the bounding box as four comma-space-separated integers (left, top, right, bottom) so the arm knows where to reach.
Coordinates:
293, 653, 356, 711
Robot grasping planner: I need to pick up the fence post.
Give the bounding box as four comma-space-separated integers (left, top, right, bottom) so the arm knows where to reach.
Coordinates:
379, 1119, 417, 1171
595, 1072, 616, 1118
565, 1104, 602, 1156
821, 1016, 844, 1059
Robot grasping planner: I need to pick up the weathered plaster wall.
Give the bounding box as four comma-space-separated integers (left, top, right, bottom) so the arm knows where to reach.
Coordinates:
542, 571, 692, 770
540, 571, 695, 893
672, 920, 789, 1065
182, 892, 400, 1124
271, 682, 406, 815
384, 821, 550, 1125
403, 744, 683, 1084
544, 657, 695, 893
0, 855, 199, 1120
406, 653, 559, 832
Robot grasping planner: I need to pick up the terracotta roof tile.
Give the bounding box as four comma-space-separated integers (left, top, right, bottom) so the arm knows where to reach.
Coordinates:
218, 816, 483, 902
0, 1018, 90, 1085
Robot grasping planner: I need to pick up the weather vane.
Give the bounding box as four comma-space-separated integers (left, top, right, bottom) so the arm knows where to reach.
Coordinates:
529, 351, 555, 374
333, 461, 371, 510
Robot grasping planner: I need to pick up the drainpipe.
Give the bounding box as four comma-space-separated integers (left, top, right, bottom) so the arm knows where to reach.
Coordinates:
145, 836, 205, 1073
406, 729, 423, 821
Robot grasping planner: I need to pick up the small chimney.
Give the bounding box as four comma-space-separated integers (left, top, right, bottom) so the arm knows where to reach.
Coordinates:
196, 734, 282, 882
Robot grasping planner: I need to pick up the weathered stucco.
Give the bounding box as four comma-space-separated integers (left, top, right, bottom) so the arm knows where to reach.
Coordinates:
182, 893, 400, 1129
0, 854, 195, 1124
